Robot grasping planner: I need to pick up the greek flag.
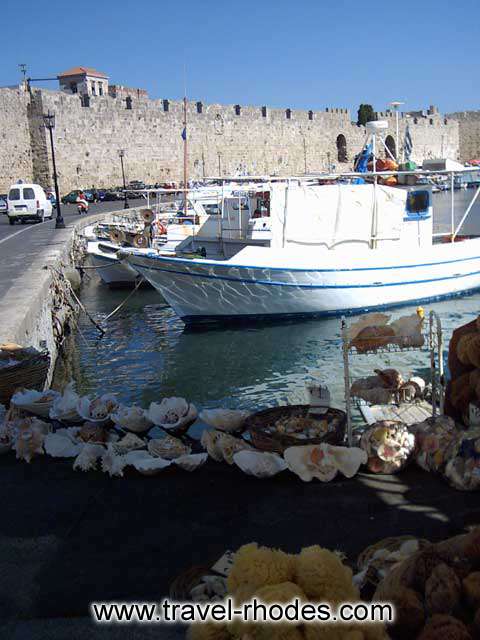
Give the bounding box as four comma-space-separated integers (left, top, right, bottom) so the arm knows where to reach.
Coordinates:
404, 124, 413, 160
181, 127, 187, 141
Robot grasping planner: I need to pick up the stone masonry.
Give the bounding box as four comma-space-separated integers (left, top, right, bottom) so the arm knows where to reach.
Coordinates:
446, 111, 480, 162
0, 85, 460, 193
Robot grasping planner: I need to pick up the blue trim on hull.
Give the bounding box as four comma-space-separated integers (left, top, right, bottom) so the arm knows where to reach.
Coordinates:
131, 245, 480, 273
181, 287, 480, 325
130, 261, 480, 290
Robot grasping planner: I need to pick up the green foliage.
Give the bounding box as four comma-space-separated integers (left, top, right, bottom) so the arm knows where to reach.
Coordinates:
357, 104, 376, 126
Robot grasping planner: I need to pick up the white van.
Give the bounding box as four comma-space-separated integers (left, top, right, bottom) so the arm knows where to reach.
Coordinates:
7, 183, 53, 225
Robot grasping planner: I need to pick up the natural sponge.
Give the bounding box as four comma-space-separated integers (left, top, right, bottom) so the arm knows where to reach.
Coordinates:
417, 614, 472, 640
227, 543, 295, 592
295, 545, 358, 603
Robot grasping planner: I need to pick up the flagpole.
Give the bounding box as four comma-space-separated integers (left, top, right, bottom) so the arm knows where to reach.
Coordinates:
183, 96, 188, 220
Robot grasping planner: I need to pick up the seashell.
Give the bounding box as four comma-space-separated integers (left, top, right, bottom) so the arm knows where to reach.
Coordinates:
148, 434, 191, 460
12, 419, 47, 463
110, 404, 153, 434
73, 443, 105, 472
390, 312, 425, 348
11, 388, 60, 418
216, 432, 252, 465
347, 313, 391, 341
130, 454, 172, 476
201, 575, 228, 597
101, 445, 127, 477
123, 450, 152, 465
199, 409, 250, 433
146, 397, 197, 432
49, 381, 82, 423
374, 368, 403, 389
233, 450, 288, 478
175, 452, 208, 472
78, 422, 108, 444
77, 394, 117, 425
284, 444, 366, 482
44, 431, 82, 458
111, 432, 146, 455
200, 430, 224, 462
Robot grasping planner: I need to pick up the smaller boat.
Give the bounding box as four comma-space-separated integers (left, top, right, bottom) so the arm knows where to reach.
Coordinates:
86, 241, 149, 288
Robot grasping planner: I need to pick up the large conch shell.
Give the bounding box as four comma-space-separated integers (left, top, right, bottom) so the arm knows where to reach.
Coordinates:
73, 443, 105, 472
11, 388, 60, 418
12, 418, 48, 463
44, 429, 82, 458
175, 452, 208, 472
49, 381, 82, 423
148, 434, 191, 460
101, 445, 127, 477
284, 444, 367, 482
111, 432, 146, 455
199, 409, 250, 433
110, 404, 153, 434
216, 432, 252, 465
390, 310, 425, 348
201, 430, 224, 462
233, 450, 288, 478
77, 394, 117, 425
146, 397, 197, 432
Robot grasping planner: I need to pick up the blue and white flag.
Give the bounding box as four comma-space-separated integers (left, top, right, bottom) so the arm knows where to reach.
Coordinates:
404, 124, 413, 160
181, 127, 187, 141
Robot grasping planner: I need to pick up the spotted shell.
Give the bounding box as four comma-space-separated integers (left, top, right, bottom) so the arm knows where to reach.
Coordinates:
78, 422, 108, 444
110, 404, 153, 434
148, 434, 191, 460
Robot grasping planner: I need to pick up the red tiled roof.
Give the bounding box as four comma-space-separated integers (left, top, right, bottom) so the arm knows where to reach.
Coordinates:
58, 66, 109, 79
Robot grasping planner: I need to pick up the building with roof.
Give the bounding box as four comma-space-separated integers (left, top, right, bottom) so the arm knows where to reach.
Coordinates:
58, 66, 109, 96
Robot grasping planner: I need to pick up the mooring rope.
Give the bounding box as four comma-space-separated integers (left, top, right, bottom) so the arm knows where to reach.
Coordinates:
102, 278, 145, 322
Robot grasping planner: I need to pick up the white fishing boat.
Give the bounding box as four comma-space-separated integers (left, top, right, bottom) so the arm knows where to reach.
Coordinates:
120, 123, 480, 322
86, 241, 147, 287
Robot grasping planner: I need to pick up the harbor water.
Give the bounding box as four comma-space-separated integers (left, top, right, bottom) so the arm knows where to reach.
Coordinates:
65, 190, 480, 426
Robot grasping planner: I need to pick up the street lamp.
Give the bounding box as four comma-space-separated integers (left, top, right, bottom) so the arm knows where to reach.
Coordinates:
389, 101, 404, 161
118, 149, 129, 209
43, 111, 65, 229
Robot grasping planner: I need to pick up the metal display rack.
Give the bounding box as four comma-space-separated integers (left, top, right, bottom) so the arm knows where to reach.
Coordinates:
341, 310, 444, 445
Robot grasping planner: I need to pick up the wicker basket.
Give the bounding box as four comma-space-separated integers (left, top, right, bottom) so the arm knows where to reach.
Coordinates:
0, 349, 50, 406
357, 535, 431, 571
245, 405, 346, 454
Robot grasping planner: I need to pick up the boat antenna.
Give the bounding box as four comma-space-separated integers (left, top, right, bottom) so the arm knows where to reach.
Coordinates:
182, 61, 188, 221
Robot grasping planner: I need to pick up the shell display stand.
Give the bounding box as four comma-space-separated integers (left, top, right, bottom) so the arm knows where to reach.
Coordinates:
342, 310, 445, 445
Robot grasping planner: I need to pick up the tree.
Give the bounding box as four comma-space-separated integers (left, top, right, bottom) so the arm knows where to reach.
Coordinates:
357, 104, 376, 127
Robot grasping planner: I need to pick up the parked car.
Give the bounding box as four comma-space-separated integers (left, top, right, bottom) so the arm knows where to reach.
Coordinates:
7, 182, 53, 224
103, 190, 122, 201
0, 195, 7, 214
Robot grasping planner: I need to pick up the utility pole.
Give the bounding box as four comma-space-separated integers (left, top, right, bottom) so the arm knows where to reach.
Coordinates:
119, 150, 129, 209
43, 111, 65, 229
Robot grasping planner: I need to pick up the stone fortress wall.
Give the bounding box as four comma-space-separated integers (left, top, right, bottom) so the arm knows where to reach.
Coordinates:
0, 84, 464, 193
445, 111, 480, 163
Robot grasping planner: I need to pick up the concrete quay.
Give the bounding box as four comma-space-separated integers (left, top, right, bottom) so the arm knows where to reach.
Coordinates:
0, 201, 138, 380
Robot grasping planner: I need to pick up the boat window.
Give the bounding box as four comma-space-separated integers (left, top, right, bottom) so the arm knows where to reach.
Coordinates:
232, 198, 249, 211
8, 188, 20, 200
406, 190, 430, 213
204, 204, 220, 215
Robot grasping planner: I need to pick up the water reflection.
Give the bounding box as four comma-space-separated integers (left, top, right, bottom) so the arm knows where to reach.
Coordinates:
70, 191, 480, 413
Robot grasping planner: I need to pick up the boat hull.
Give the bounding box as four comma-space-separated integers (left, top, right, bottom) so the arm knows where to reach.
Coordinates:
87, 243, 145, 288
124, 240, 480, 322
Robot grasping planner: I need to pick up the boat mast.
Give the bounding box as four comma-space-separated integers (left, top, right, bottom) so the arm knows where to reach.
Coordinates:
183, 96, 188, 220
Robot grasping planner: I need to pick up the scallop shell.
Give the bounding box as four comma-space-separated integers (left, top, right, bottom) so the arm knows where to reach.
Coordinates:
129, 454, 172, 476
77, 394, 118, 425
110, 404, 153, 434
78, 422, 108, 444
49, 381, 82, 423
148, 434, 191, 460
216, 432, 252, 465
111, 433, 146, 455
200, 430, 224, 462
233, 450, 288, 478
284, 444, 366, 482
175, 452, 208, 471
44, 430, 82, 458
199, 409, 250, 433
146, 397, 197, 432
73, 443, 105, 472
11, 388, 60, 418
12, 419, 47, 463
101, 445, 127, 477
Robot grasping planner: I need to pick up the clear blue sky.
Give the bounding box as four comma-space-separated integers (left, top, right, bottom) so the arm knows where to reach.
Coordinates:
2, 0, 478, 115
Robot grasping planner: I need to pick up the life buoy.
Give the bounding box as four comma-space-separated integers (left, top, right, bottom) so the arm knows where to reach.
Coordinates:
109, 228, 126, 245
154, 219, 167, 235
141, 208, 154, 224
133, 233, 149, 248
